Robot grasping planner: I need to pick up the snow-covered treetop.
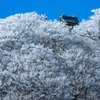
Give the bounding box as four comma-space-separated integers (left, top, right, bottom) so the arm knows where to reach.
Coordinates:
0, 9, 100, 100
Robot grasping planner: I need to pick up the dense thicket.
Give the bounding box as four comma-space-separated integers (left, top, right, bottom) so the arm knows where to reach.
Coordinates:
0, 9, 100, 100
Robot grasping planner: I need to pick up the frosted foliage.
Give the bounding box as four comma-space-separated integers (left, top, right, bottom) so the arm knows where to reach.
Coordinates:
0, 9, 100, 100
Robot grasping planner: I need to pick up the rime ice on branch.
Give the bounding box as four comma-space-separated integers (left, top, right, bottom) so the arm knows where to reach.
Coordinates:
0, 8, 100, 100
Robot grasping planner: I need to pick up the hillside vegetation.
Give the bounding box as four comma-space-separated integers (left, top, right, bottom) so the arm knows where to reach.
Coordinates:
0, 9, 100, 100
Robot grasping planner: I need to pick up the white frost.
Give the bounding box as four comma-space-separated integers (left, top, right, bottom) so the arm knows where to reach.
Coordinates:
0, 9, 100, 100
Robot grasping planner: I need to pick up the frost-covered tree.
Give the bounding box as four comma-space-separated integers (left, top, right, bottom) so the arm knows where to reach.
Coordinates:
0, 9, 100, 100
